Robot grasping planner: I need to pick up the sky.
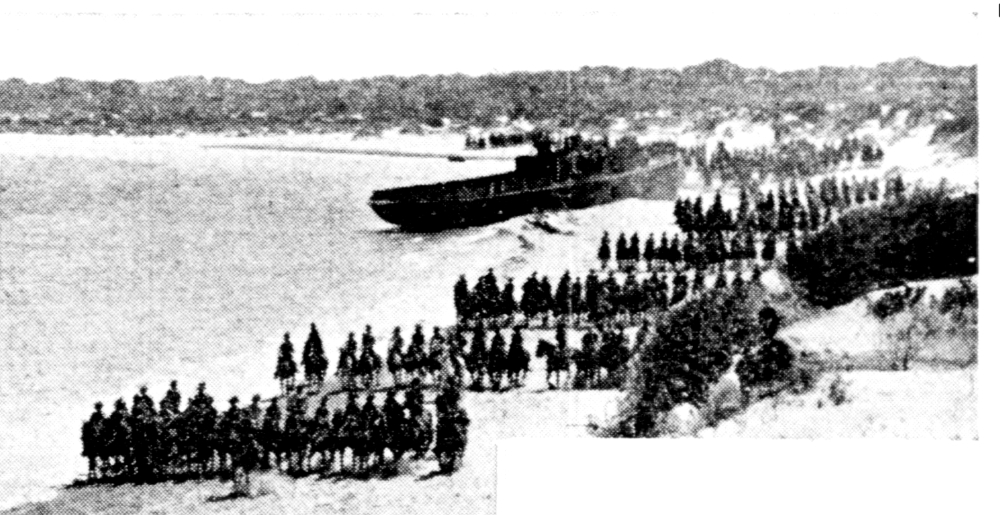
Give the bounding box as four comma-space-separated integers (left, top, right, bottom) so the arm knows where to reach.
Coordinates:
0, 1, 985, 83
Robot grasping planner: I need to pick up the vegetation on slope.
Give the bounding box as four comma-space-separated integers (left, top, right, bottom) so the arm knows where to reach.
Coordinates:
786, 186, 977, 308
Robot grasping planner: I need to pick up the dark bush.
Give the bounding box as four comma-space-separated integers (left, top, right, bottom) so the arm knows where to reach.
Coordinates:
624, 286, 767, 436
736, 339, 794, 389
939, 278, 977, 322
786, 187, 976, 308
869, 285, 927, 321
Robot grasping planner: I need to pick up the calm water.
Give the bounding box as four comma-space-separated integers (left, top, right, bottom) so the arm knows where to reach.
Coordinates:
0, 136, 521, 508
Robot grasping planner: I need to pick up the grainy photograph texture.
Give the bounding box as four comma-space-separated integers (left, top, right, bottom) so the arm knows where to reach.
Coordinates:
0, 3, 980, 514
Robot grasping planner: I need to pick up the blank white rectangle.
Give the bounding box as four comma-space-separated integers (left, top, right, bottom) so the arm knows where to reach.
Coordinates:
498, 439, 990, 515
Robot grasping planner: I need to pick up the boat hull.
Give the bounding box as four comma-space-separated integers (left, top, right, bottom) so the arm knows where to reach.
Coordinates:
369, 158, 680, 231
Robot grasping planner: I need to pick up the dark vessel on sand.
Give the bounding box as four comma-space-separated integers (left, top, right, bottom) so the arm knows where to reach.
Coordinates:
369, 134, 681, 231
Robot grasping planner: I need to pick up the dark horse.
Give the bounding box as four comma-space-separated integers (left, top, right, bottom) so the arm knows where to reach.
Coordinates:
535, 339, 571, 389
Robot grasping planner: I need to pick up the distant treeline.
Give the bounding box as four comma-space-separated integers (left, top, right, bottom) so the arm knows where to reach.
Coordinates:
465, 132, 531, 149
694, 137, 885, 187
0, 58, 974, 135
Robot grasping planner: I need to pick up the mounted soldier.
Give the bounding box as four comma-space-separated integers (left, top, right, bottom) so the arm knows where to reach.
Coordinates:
357, 392, 383, 473
426, 326, 448, 383
403, 378, 425, 419
338, 332, 360, 391
598, 324, 631, 388
104, 398, 132, 478
404, 324, 429, 384
506, 326, 531, 387
282, 394, 309, 475
243, 394, 264, 470
162, 380, 182, 415
308, 396, 332, 473
535, 339, 571, 389
433, 377, 470, 474
574, 329, 599, 389
445, 330, 467, 386
328, 407, 348, 473
217, 396, 244, 475
188, 382, 219, 477
231, 408, 260, 496
381, 387, 408, 467
260, 398, 283, 471
341, 391, 363, 473
403, 378, 433, 459
387, 326, 406, 385
81, 401, 106, 481
467, 320, 488, 390
129, 387, 160, 481
356, 325, 384, 388
487, 328, 508, 391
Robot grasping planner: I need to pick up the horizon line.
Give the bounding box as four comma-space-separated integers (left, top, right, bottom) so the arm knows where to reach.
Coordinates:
0, 56, 976, 86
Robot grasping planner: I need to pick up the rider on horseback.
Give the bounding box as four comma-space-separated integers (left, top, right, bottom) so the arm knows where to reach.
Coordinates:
428, 326, 447, 381
381, 387, 407, 465
404, 378, 425, 418
506, 326, 531, 387
487, 328, 508, 391
81, 401, 106, 480
433, 376, 470, 473
359, 393, 383, 471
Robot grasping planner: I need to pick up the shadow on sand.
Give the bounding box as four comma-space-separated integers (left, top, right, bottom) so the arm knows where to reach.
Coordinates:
416, 468, 455, 482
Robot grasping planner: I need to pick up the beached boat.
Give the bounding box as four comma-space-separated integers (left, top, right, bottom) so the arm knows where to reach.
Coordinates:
369, 139, 680, 231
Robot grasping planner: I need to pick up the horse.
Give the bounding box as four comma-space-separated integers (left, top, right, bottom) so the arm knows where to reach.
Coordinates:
535, 339, 571, 389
